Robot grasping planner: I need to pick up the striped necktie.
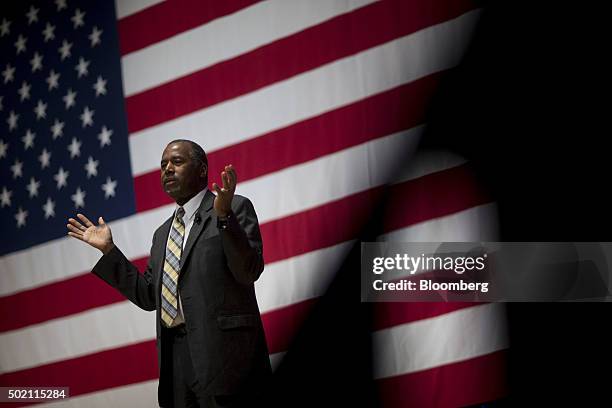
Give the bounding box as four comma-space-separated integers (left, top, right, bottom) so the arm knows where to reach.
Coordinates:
161, 207, 185, 327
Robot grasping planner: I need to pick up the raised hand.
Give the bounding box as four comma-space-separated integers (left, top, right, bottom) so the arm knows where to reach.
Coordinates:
212, 164, 236, 218
67, 213, 115, 254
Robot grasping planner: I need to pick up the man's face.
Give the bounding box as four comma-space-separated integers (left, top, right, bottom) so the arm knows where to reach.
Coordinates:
160, 142, 206, 204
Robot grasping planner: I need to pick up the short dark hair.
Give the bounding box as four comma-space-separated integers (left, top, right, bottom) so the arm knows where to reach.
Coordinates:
167, 139, 208, 167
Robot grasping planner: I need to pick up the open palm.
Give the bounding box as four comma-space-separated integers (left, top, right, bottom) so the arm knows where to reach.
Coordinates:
212, 164, 237, 217
67, 214, 114, 254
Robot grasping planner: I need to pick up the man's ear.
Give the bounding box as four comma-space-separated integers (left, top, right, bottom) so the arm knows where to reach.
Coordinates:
201, 163, 208, 179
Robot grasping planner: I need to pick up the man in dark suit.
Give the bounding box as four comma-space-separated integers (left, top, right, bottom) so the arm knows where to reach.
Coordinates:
67, 140, 271, 407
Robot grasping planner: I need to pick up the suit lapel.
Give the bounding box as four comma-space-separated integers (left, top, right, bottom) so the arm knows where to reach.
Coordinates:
154, 215, 174, 300
157, 216, 174, 258
179, 189, 215, 271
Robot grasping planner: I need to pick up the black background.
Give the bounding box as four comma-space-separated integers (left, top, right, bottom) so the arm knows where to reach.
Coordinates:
422, 3, 610, 405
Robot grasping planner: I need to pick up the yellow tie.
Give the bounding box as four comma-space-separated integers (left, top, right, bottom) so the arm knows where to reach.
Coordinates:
161, 207, 185, 327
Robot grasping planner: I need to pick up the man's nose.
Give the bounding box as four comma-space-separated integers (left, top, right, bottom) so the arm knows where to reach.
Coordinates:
163, 162, 175, 173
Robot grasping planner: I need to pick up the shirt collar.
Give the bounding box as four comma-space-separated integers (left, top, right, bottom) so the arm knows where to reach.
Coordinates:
176, 187, 207, 222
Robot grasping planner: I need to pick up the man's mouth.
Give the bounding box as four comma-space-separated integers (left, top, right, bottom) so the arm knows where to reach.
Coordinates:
164, 178, 177, 185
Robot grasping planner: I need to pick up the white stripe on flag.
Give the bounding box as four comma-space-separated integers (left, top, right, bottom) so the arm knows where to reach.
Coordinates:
392, 151, 468, 185
269, 351, 286, 372
0, 301, 156, 373
114, 0, 165, 20
255, 241, 354, 312
121, 0, 377, 95
0, 204, 172, 297
372, 303, 508, 379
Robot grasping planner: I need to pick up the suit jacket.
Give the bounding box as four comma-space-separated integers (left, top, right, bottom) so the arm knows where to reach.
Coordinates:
92, 190, 271, 407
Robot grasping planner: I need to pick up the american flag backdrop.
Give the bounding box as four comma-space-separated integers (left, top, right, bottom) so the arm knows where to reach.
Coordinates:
0, 1, 507, 407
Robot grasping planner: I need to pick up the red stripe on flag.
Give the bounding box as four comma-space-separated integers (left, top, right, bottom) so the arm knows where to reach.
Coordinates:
0, 259, 148, 333
261, 187, 383, 263
133, 73, 441, 212
376, 350, 508, 407
0, 340, 159, 406
0, 274, 124, 333
117, 0, 261, 56
2, 163, 488, 332
124, 0, 477, 133
384, 163, 492, 232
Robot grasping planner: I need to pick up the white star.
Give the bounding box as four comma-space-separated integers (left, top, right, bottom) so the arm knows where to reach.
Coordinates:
42, 23, 55, 42
30, 52, 43, 72
71, 187, 86, 208
7, 110, 19, 131
10, 158, 23, 179
0, 187, 12, 207
58, 40, 72, 60
42, 197, 56, 219
50, 119, 65, 139
63, 88, 76, 109
22, 129, 36, 150
18, 81, 31, 101
55, 0, 67, 11
46, 70, 60, 90
2, 64, 15, 83
85, 156, 99, 178
34, 100, 47, 120
89, 26, 103, 47
0, 18, 10, 37
14, 35, 27, 54
101, 177, 117, 199
67, 137, 81, 158
71, 9, 85, 29
26, 6, 39, 25
74, 57, 90, 78
98, 126, 113, 148
0, 139, 7, 158
80, 106, 94, 127
26, 177, 40, 198
15, 207, 28, 228
93, 76, 107, 96
54, 167, 69, 189
39, 148, 51, 169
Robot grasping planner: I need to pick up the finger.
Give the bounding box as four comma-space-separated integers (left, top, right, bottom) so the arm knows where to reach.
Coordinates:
67, 224, 84, 235
221, 171, 229, 190
99, 216, 106, 225
225, 171, 232, 190
77, 213, 94, 227
68, 218, 86, 231
67, 231, 86, 242
227, 165, 237, 189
